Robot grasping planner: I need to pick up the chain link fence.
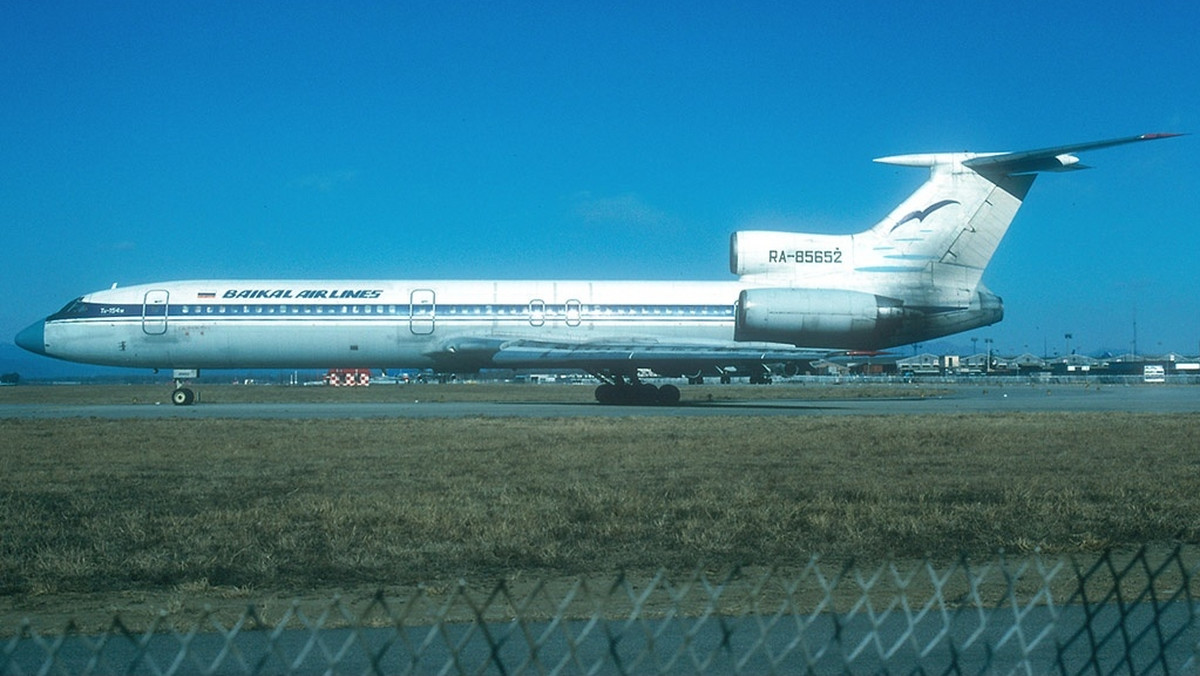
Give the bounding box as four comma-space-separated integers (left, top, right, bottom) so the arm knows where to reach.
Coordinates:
4, 546, 1198, 675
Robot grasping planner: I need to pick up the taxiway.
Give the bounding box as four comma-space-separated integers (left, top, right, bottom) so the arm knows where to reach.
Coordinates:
1, 383, 1196, 419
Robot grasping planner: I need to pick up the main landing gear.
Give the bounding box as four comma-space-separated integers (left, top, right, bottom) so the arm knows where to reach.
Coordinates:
592, 374, 681, 406
748, 371, 773, 385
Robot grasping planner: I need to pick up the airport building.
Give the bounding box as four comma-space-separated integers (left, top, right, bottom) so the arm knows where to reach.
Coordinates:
828, 351, 1200, 380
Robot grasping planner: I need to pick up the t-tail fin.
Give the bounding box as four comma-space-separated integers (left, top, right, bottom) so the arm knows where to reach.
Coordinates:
726, 133, 1179, 350
865, 133, 1182, 303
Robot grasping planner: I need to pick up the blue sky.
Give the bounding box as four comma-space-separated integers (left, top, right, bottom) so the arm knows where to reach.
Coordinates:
2, 2, 1197, 376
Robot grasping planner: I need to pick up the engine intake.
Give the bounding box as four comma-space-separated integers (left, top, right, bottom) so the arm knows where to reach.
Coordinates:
735, 288, 906, 349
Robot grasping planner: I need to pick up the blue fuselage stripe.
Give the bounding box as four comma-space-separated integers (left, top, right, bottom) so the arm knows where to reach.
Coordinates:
48, 302, 738, 323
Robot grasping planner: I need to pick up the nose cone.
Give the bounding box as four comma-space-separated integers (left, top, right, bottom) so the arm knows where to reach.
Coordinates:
15, 321, 46, 355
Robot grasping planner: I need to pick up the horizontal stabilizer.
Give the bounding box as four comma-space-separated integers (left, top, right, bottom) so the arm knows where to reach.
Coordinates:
961, 133, 1183, 175
874, 133, 1183, 175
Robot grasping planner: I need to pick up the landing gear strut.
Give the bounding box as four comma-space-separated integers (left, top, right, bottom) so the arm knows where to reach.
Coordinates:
748, 371, 774, 385
592, 374, 681, 406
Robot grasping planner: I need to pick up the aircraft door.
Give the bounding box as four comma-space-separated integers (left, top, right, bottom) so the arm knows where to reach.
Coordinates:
528, 299, 545, 327
565, 299, 582, 327
409, 289, 435, 335
142, 289, 169, 335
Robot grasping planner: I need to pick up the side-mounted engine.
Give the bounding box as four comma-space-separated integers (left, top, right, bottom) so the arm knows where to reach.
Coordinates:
735, 287, 908, 349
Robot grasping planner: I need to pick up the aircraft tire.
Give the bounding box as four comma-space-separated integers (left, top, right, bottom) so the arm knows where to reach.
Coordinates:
657, 384, 681, 405
171, 387, 195, 406
636, 383, 660, 405
595, 383, 617, 404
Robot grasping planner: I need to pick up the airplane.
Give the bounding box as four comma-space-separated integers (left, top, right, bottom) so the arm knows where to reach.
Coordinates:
15, 133, 1180, 406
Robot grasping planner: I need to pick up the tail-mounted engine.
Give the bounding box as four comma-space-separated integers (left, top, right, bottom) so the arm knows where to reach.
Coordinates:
730, 231, 850, 277
735, 288, 908, 349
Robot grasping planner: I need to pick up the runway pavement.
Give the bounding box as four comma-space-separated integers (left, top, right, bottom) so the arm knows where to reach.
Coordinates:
1, 383, 1197, 419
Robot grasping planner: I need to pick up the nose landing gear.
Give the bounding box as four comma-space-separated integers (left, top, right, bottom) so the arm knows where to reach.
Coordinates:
171, 369, 199, 406
171, 387, 195, 406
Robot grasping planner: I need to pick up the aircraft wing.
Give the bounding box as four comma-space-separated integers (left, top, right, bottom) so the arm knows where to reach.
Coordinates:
428, 337, 829, 378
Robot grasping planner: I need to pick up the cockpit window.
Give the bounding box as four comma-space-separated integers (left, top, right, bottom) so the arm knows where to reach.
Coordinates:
56, 298, 88, 315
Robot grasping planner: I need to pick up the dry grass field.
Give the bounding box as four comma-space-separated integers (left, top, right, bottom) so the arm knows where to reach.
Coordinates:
1, 384, 1198, 631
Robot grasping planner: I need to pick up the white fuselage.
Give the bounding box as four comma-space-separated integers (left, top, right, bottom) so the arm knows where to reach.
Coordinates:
37, 279, 752, 370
